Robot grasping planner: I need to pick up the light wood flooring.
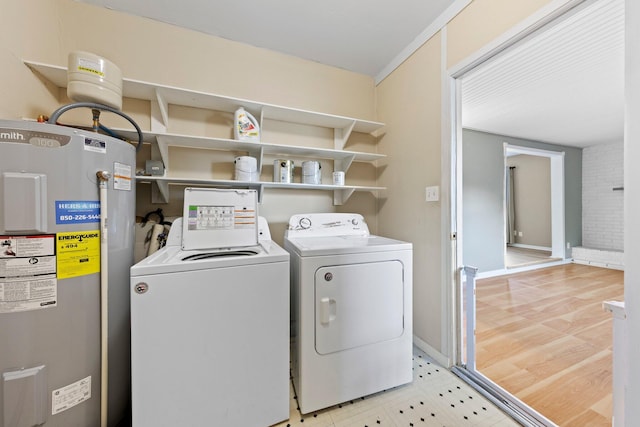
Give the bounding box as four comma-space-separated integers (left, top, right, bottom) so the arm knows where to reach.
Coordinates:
475, 263, 623, 426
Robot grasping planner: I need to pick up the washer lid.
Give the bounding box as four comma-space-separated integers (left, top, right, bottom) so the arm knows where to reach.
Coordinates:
130, 240, 289, 276
285, 234, 411, 257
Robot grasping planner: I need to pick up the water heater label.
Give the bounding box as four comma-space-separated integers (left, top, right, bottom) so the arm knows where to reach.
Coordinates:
113, 162, 132, 191
52, 376, 91, 415
0, 276, 57, 313
56, 201, 101, 224
56, 231, 100, 279
83, 137, 106, 153
0, 235, 57, 313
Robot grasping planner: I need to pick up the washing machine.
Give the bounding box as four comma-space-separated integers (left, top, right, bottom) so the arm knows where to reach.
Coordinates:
284, 213, 413, 414
130, 188, 289, 427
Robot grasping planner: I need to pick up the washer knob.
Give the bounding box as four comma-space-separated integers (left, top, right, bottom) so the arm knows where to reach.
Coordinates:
351, 218, 359, 226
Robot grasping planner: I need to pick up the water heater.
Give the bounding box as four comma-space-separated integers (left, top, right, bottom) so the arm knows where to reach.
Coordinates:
0, 119, 135, 426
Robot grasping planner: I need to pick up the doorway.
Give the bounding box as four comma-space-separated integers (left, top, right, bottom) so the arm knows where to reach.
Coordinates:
504, 145, 565, 269
450, 0, 624, 425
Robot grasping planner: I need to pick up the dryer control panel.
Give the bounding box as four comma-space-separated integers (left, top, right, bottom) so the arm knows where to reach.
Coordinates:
285, 213, 369, 238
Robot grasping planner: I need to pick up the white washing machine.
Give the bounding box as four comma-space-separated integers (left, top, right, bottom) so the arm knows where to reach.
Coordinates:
284, 213, 413, 414
130, 188, 289, 427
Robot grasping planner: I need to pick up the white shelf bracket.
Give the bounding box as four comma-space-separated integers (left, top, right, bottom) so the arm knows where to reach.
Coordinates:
151, 180, 170, 204
259, 106, 266, 132
334, 120, 356, 151
333, 188, 355, 205
150, 100, 166, 134
257, 184, 265, 204
150, 107, 169, 204
334, 154, 356, 173
155, 135, 171, 171
255, 146, 265, 174
155, 89, 169, 128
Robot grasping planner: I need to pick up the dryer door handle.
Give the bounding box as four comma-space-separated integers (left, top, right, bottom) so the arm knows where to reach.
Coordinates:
319, 297, 337, 324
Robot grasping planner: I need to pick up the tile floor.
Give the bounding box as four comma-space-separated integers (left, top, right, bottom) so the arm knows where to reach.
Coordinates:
274, 347, 520, 427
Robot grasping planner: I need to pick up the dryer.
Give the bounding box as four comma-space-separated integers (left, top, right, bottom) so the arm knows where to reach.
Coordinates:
284, 213, 413, 414
130, 188, 289, 427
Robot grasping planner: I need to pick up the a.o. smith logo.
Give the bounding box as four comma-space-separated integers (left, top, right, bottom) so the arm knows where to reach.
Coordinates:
0, 127, 71, 147
0, 130, 25, 141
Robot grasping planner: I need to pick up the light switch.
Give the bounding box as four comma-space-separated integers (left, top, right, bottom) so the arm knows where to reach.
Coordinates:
425, 186, 439, 202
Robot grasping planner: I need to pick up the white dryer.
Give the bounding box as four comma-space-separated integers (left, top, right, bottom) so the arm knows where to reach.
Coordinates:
284, 213, 413, 414
130, 188, 289, 427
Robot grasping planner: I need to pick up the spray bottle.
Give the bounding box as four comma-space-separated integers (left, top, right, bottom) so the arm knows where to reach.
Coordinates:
234, 107, 261, 142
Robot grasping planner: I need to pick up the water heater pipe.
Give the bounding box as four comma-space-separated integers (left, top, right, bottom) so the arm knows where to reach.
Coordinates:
96, 170, 111, 427
48, 102, 144, 152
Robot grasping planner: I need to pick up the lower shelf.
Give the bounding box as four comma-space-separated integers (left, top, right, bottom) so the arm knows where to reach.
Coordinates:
136, 176, 384, 205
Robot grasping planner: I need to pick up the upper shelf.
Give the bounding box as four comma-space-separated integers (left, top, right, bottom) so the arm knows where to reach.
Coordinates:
115, 128, 385, 163
24, 60, 385, 135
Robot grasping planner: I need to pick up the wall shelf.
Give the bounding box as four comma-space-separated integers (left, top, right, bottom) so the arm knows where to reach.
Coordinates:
137, 177, 383, 205
25, 59, 386, 205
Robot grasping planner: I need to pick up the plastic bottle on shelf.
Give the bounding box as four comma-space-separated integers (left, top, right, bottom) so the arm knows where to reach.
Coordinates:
234, 107, 261, 142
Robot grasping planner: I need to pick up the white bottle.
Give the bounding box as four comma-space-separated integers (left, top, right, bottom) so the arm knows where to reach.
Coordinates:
234, 107, 261, 142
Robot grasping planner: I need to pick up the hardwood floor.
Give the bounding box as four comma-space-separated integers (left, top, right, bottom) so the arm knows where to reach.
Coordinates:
475, 263, 623, 426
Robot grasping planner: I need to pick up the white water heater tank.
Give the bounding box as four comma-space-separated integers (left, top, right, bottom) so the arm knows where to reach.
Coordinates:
0, 119, 135, 426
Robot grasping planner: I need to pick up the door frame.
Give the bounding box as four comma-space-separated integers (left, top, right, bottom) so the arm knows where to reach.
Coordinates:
443, 0, 592, 425
446, 0, 589, 364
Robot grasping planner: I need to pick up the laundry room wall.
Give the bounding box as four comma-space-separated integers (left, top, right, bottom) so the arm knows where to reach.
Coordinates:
0, 0, 379, 245
375, 0, 562, 361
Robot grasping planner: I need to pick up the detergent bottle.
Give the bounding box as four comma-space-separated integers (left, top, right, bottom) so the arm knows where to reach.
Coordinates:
234, 107, 261, 141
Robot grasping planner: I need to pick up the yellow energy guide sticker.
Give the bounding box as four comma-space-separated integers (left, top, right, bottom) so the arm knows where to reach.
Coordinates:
56, 231, 100, 279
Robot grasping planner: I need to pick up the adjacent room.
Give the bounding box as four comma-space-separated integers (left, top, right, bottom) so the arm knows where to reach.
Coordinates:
458, 0, 626, 425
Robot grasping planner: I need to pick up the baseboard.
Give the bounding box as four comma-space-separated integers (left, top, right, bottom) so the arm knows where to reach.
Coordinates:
476, 258, 571, 279
509, 243, 552, 251
413, 335, 451, 368
573, 259, 624, 271
571, 246, 625, 271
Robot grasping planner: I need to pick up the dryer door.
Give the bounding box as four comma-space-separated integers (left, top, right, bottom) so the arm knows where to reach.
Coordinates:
315, 260, 404, 355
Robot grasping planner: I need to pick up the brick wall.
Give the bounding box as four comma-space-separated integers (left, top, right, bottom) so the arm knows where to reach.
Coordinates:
582, 141, 624, 250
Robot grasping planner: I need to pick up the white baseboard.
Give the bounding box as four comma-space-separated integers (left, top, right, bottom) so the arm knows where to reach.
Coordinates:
509, 243, 552, 251
573, 259, 624, 271
413, 335, 451, 368
476, 258, 571, 279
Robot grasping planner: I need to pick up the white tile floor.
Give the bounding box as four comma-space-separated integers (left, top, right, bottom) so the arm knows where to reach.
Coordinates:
274, 347, 520, 427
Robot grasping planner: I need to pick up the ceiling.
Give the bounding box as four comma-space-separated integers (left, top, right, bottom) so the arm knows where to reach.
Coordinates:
78, 0, 624, 149
462, 0, 624, 148
76, 0, 457, 78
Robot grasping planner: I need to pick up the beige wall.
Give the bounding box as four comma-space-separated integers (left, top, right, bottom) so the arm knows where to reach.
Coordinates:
376, 33, 443, 351
376, 0, 556, 357
507, 155, 552, 248
0, 0, 379, 244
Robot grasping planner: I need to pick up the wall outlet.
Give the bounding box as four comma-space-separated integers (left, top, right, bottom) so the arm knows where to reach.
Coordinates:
425, 186, 439, 202
518, 231, 523, 237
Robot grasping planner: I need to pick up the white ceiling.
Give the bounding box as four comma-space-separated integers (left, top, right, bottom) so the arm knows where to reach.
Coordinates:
78, 0, 624, 149
76, 0, 457, 78
461, 0, 624, 148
